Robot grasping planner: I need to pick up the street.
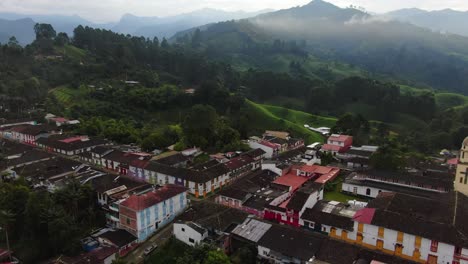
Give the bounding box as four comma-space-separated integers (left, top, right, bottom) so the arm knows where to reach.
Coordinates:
123, 223, 174, 264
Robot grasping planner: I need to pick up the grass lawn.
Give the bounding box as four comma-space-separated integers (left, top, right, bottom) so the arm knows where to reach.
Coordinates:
323, 176, 367, 203
246, 100, 335, 144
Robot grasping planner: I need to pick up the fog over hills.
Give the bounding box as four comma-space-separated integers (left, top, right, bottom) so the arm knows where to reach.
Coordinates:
385, 8, 468, 36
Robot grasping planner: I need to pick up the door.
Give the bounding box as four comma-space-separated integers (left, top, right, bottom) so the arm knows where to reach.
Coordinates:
395, 244, 403, 255
427, 255, 437, 264
376, 240, 383, 249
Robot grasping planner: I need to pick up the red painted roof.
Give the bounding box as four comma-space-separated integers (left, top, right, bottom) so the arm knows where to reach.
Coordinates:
51, 117, 68, 123
321, 144, 342, 151
120, 184, 186, 211
59, 136, 87, 143
328, 134, 352, 142
353, 208, 376, 224
273, 173, 310, 192
314, 167, 340, 184
448, 158, 459, 165
299, 165, 334, 175
259, 140, 280, 149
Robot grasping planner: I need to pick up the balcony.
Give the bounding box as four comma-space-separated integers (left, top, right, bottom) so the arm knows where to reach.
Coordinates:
109, 203, 119, 212
106, 213, 120, 222
454, 253, 468, 261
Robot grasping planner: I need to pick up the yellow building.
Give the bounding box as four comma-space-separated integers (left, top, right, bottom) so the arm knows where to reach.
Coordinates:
455, 137, 468, 195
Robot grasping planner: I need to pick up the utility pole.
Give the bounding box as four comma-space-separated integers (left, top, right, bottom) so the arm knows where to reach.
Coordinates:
0, 226, 12, 262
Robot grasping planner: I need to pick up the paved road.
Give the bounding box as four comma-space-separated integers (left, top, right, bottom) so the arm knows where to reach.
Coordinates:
123, 223, 174, 264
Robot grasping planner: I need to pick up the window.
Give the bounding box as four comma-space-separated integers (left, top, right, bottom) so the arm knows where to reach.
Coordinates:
126, 218, 131, 224
189, 238, 195, 243
460, 177, 463, 183
430, 240, 438, 252
366, 188, 371, 196
353, 187, 358, 194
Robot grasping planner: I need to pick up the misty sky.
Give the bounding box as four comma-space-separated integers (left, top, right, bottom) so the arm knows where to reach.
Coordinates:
1, 0, 468, 23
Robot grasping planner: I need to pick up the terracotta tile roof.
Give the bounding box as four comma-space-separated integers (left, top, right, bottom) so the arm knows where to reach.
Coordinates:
225, 155, 254, 170
273, 173, 310, 192
328, 134, 352, 142
120, 184, 186, 211
321, 144, 342, 152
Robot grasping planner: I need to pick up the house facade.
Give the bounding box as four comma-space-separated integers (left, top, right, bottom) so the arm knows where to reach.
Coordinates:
321, 134, 353, 155
315, 192, 468, 264
174, 222, 208, 246
119, 184, 188, 242
455, 137, 468, 195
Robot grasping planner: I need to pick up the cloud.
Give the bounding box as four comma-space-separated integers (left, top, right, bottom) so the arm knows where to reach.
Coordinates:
0, 0, 467, 23
344, 14, 393, 25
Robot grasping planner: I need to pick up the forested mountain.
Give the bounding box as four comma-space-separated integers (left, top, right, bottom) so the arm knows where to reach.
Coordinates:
0, 18, 35, 44
174, 0, 468, 94
0, 13, 112, 36
2, 23, 467, 156
112, 8, 273, 38
386, 8, 468, 37
0, 8, 272, 44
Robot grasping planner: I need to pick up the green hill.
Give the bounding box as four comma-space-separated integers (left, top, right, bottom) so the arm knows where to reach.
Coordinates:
245, 100, 335, 143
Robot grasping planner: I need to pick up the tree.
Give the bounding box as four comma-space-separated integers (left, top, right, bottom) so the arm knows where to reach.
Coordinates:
34, 23, 56, 40
192, 29, 202, 48
33, 23, 57, 53
55, 32, 70, 46
7, 37, 21, 49
203, 250, 230, 264
183, 105, 219, 149
161, 38, 170, 49
370, 141, 405, 171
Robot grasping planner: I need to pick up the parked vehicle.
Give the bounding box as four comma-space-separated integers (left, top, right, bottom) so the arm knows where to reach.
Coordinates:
143, 244, 158, 256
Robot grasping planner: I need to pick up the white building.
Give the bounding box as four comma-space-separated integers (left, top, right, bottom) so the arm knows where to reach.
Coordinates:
313, 192, 468, 264
174, 222, 208, 246
118, 184, 188, 242
455, 137, 468, 195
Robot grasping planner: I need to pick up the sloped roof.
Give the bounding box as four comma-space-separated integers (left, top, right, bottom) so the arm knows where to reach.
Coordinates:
99, 229, 137, 248
120, 184, 186, 211
363, 192, 468, 247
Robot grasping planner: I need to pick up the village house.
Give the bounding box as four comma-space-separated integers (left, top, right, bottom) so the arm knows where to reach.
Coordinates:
173, 221, 208, 247
36, 135, 108, 156
0, 142, 53, 173
95, 229, 138, 257
153, 152, 189, 168
264, 182, 324, 227
45, 113, 80, 127
11, 157, 83, 191
132, 149, 264, 198
7, 124, 58, 146
334, 192, 468, 264
99, 149, 152, 176
300, 200, 362, 234
321, 134, 353, 155
248, 139, 280, 158
342, 169, 454, 198
0, 117, 37, 128
338, 145, 378, 169
216, 170, 288, 217
119, 184, 188, 241
88, 174, 152, 227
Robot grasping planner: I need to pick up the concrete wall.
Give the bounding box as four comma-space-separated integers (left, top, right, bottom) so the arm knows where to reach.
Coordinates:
174, 223, 207, 246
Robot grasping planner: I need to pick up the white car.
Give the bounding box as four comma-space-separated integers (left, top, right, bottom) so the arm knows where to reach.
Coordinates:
144, 244, 158, 256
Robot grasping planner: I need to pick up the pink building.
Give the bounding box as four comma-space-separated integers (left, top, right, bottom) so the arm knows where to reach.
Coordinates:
322, 134, 353, 155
